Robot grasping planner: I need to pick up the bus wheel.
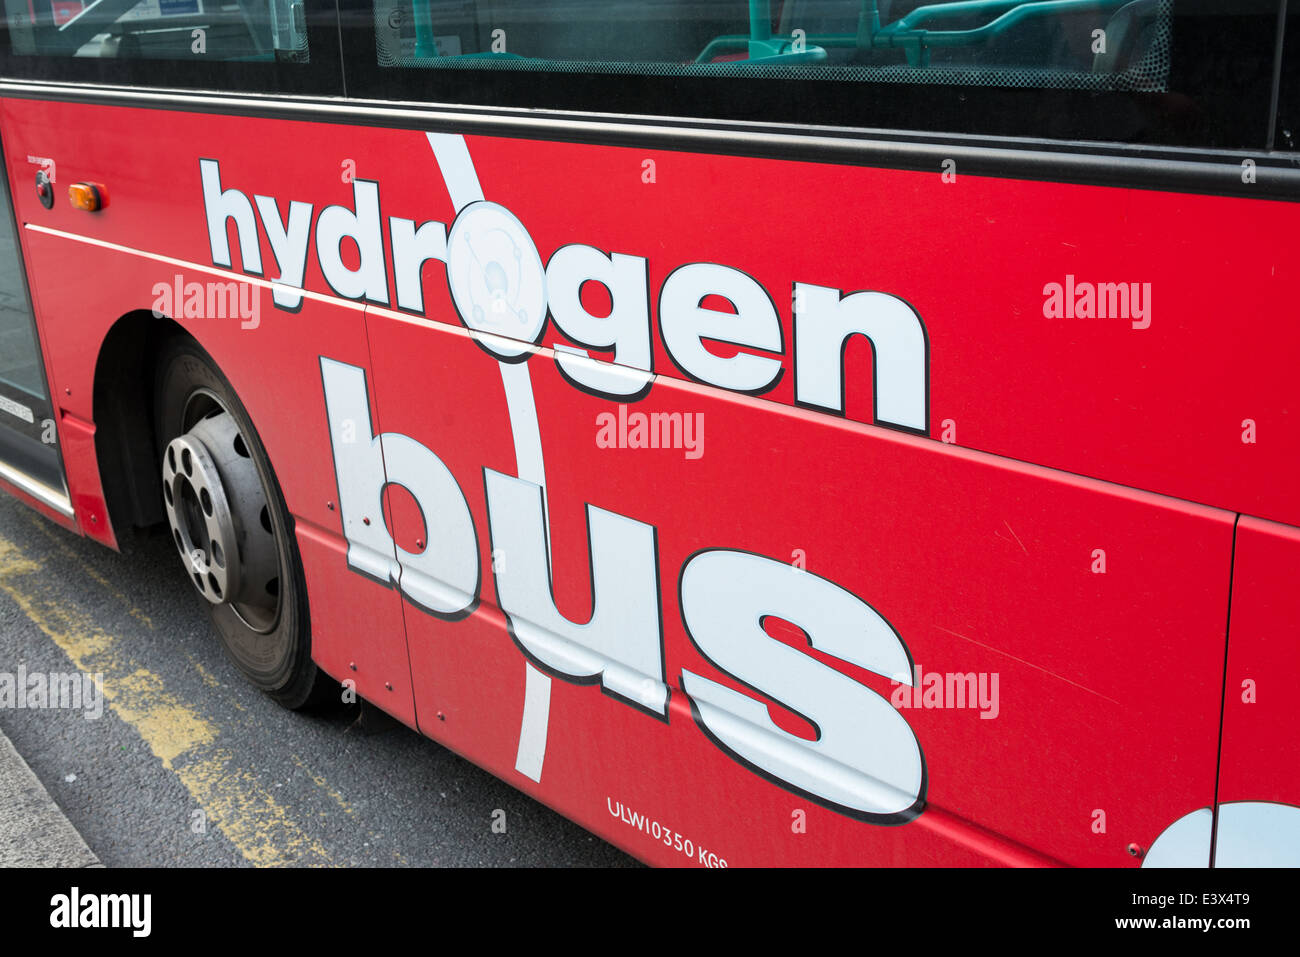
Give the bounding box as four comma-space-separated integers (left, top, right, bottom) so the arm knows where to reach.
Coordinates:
154, 338, 329, 710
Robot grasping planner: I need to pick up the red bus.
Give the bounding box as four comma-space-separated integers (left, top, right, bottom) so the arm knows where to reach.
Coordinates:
0, 0, 1295, 867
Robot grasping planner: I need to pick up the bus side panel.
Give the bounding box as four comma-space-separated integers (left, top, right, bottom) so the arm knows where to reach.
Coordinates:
9, 233, 416, 724
0, 98, 1259, 865
12, 100, 1300, 522
462, 133, 1300, 527
364, 312, 1234, 867
297, 522, 417, 729
1, 98, 425, 714
6, 101, 1297, 529
57, 411, 114, 546
1214, 516, 1300, 865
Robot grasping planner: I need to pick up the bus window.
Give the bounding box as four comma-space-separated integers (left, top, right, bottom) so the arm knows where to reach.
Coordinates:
4, 0, 309, 61
339, 0, 1280, 148
370, 0, 1171, 91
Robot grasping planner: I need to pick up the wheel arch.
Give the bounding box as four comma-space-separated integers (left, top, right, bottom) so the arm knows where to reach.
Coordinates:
91, 310, 189, 536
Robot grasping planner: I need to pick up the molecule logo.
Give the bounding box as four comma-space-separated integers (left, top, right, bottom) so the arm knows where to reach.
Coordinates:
446, 201, 547, 357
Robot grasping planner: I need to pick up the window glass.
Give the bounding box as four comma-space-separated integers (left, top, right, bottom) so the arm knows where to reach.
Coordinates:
4, 0, 309, 61
372, 0, 1172, 92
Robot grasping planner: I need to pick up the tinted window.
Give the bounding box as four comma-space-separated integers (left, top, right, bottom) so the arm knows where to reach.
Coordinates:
341, 0, 1285, 148
370, 0, 1172, 92
4, 0, 309, 61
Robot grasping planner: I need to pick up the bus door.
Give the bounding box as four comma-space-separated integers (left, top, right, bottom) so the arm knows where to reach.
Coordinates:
0, 142, 69, 519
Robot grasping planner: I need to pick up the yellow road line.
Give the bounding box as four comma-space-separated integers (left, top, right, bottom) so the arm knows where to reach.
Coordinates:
23, 511, 155, 631
0, 532, 333, 867
290, 753, 355, 816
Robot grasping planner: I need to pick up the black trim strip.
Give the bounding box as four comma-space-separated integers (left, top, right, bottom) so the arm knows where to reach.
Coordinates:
1, 78, 1298, 201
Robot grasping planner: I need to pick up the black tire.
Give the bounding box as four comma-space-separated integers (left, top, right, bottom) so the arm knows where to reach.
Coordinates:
154, 336, 332, 710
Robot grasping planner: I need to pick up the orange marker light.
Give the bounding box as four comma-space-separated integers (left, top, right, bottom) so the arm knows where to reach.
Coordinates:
68, 182, 107, 211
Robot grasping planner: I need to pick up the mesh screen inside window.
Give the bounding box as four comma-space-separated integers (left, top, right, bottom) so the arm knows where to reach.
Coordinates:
372, 0, 1171, 92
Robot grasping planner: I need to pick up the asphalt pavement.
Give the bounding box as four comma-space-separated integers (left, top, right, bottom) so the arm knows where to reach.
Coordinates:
0, 490, 635, 867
